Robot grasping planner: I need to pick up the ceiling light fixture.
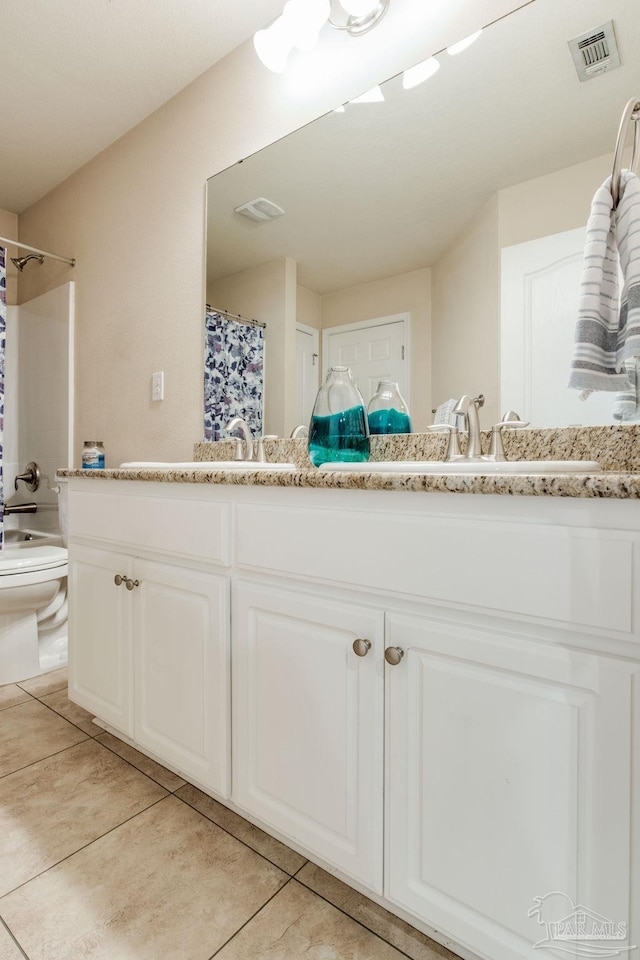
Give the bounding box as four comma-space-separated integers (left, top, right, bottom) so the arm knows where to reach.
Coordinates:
402, 56, 440, 90
349, 85, 385, 104
254, 0, 391, 73
446, 29, 482, 56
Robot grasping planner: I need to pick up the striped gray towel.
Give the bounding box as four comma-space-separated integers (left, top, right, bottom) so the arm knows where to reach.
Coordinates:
613, 359, 640, 420
569, 170, 640, 393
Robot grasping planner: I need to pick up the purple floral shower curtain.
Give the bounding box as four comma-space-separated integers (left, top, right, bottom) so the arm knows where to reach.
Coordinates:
204, 311, 264, 442
0, 248, 5, 548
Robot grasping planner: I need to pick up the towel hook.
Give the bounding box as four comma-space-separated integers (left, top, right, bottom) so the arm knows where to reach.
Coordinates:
611, 97, 640, 209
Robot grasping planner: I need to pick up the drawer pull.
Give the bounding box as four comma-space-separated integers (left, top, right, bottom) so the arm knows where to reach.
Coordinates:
125, 578, 140, 591
114, 574, 126, 587
352, 638, 372, 658
384, 646, 405, 666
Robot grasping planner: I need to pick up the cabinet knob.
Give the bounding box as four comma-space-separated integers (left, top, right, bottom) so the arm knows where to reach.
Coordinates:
384, 646, 405, 666
352, 638, 372, 658
125, 578, 140, 591
114, 574, 126, 587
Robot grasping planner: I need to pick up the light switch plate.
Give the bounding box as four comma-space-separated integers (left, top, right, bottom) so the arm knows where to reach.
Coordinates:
152, 371, 164, 401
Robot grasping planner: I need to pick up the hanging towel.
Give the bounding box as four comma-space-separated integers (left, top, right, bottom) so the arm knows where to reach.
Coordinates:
569, 170, 640, 393
613, 358, 640, 421
433, 398, 457, 425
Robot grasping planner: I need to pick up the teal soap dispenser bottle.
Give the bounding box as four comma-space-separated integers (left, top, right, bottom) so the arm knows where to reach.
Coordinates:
308, 366, 370, 467
367, 380, 412, 434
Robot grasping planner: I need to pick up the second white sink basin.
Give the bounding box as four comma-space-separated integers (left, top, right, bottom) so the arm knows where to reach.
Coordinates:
320, 459, 602, 475
119, 461, 297, 471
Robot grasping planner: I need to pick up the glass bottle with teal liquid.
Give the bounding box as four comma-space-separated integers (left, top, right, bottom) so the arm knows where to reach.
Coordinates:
367, 380, 412, 434
308, 366, 370, 467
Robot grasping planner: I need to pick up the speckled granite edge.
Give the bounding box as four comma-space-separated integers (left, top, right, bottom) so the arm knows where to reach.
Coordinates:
57, 465, 640, 499
193, 425, 640, 473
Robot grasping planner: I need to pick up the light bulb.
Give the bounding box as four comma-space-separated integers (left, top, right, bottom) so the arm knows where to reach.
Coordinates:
350, 85, 385, 104
447, 29, 482, 56
283, 0, 330, 52
402, 57, 440, 90
253, 18, 295, 73
339, 0, 379, 16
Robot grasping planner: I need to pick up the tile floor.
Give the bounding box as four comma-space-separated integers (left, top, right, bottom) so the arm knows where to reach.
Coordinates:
0, 667, 460, 960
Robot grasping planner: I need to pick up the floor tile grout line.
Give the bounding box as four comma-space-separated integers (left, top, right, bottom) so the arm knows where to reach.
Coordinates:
0, 695, 35, 713
0, 794, 170, 902
0, 916, 29, 959
94, 734, 185, 793
15, 680, 67, 698
293, 873, 439, 960
0, 734, 91, 782
173, 791, 304, 879
35, 697, 101, 740
207, 876, 295, 960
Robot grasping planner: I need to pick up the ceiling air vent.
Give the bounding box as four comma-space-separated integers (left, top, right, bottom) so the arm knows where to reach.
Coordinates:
568, 20, 620, 82
234, 198, 285, 223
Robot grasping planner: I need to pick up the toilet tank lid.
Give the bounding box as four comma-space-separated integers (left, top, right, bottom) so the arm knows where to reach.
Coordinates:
0, 545, 68, 574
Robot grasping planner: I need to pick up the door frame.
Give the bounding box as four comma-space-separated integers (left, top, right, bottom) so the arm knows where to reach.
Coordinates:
321, 313, 410, 401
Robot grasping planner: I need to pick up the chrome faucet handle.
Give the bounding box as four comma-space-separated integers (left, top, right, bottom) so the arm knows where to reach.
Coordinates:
290, 424, 308, 440
256, 435, 278, 463
426, 424, 461, 461
488, 411, 530, 461
227, 437, 245, 462
14, 461, 40, 492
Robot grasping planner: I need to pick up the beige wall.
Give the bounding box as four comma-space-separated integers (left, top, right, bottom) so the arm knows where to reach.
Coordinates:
431, 196, 501, 426
498, 151, 613, 249
14, 1, 528, 465
296, 285, 322, 331
0, 209, 19, 305
208, 257, 296, 434
321, 267, 432, 431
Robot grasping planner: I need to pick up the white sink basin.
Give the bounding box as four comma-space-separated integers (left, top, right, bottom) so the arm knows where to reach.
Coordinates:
119, 461, 297, 471
320, 459, 602, 475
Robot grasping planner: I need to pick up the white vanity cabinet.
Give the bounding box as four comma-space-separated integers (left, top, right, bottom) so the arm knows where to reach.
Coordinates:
67, 482, 232, 797
67, 480, 640, 960
232, 580, 385, 891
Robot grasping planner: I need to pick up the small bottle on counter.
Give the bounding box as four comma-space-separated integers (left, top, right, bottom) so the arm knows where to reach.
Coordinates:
82, 441, 106, 470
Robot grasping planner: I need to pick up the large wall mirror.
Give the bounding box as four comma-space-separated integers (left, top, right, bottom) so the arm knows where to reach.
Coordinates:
206, 0, 640, 438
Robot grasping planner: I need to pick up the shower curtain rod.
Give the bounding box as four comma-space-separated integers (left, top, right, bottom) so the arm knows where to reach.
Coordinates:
0, 236, 75, 267
206, 305, 267, 329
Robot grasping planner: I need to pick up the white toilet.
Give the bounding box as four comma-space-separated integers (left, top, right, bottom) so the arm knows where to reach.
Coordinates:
0, 545, 68, 684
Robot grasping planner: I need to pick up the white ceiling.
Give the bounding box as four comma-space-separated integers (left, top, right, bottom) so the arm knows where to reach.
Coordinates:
0, 0, 285, 213
206, 0, 640, 294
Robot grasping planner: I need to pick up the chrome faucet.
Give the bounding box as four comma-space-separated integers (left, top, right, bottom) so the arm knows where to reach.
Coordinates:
452, 395, 485, 459
224, 417, 254, 462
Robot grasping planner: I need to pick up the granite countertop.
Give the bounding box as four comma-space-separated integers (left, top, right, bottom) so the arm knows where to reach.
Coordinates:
58, 426, 640, 500
58, 463, 640, 499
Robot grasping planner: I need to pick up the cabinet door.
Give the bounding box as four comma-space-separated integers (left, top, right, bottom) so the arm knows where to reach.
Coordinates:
385, 613, 638, 960
233, 581, 384, 892
68, 545, 133, 734
133, 559, 230, 797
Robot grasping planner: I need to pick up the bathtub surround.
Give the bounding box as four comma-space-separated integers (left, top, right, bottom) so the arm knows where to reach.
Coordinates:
204, 311, 264, 442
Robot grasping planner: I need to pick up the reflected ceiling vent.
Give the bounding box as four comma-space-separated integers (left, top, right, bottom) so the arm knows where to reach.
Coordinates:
234, 198, 285, 223
568, 20, 620, 82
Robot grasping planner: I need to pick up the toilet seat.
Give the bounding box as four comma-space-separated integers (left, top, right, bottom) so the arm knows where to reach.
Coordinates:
0, 546, 68, 591
0, 546, 68, 576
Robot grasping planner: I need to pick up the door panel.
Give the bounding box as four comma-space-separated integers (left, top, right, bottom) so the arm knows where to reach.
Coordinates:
233, 581, 384, 891
386, 612, 637, 960
133, 559, 230, 796
325, 319, 407, 404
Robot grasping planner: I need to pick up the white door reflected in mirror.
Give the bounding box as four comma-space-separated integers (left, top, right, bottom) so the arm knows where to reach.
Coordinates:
501, 228, 621, 427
